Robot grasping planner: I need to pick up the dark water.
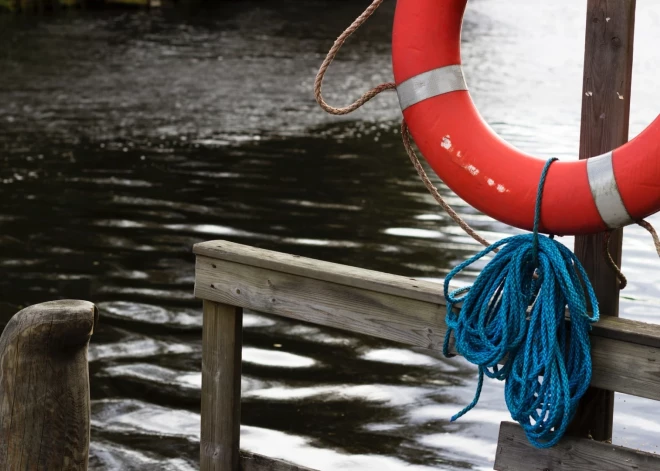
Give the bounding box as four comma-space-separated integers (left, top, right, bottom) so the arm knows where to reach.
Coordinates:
1, 1, 660, 469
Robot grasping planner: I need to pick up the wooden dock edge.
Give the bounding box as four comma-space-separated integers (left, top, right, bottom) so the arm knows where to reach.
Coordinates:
194, 240, 660, 402
494, 421, 660, 471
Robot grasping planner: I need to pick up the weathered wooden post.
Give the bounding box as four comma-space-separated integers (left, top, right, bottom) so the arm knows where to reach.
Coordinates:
0, 300, 97, 470
570, 0, 636, 440
200, 299, 243, 470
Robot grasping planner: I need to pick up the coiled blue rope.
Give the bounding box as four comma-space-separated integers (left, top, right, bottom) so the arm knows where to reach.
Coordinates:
442, 158, 599, 448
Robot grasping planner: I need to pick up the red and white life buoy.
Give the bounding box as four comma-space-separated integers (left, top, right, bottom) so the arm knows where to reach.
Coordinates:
392, 0, 660, 235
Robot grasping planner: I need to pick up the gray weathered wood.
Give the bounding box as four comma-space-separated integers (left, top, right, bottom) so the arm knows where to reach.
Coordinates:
572, 0, 636, 441
590, 315, 660, 348
588, 334, 660, 401
195, 254, 445, 351
194, 241, 660, 401
240, 451, 319, 471
494, 421, 660, 471
0, 300, 97, 471
201, 300, 243, 471
194, 240, 443, 305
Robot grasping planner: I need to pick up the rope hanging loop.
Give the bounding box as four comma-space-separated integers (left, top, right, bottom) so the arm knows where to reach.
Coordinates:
443, 159, 600, 448
314, 0, 395, 115
313, 0, 660, 450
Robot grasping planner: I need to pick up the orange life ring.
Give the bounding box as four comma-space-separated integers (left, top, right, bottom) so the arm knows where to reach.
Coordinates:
392, 0, 660, 235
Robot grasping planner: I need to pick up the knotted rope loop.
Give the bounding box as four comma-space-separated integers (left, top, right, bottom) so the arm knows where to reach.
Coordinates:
443, 159, 600, 448
314, 0, 395, 115
603, 231, 627, 290
602, 219, 660, 289
638, 219, 660, 255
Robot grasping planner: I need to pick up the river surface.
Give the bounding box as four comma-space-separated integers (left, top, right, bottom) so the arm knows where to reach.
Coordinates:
1, 1, 660, 469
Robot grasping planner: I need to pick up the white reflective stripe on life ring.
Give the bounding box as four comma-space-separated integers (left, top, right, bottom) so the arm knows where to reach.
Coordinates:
586, 151, 633, 229
396, 65, 467, 111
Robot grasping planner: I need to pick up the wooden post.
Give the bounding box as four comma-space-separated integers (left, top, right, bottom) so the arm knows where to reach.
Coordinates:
0, 300, 98, 470
201, 300, 243, 470
571, 0, 636, 441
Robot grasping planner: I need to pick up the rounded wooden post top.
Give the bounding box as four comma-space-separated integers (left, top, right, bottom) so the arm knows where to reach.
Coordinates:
0, 300, 97, 470
1, 299, 98, 351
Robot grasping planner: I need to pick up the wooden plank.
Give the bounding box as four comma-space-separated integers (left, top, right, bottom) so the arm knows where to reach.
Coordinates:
194, 251, 660, 401
240, 451, 319, 471
571, 0, 636, 441
589, 335, 660, 401
591, 315, 660, 349
494, 421, 660, 471
194, 240, 444, 305
201, 300, 243, 471
195, 255, 446, 351
194, 241, 660, 346
0, 300, 97, 470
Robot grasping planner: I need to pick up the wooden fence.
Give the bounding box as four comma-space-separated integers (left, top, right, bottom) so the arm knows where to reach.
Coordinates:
1, 0, 657, 469
1, 242, 659, 470
194, 239, 660, 471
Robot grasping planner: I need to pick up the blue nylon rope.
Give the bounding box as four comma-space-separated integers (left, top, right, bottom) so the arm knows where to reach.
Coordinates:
442, 158, 599, 448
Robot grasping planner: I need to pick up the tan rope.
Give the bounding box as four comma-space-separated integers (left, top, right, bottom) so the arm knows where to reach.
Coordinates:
314, 0, 395, 115
601, 220, 660, 290
312, 0, 660, 284
637, 219, 660, 257
401, 120, 492, 248
313, 0, 493, 249
602, 231, 627, 290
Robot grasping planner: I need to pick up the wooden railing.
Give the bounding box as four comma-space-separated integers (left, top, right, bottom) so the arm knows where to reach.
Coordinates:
2, 241, 659, 470
194, 239, 660, 471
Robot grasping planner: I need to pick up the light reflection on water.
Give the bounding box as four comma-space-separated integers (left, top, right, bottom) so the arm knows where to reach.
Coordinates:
1, 0, 660, 469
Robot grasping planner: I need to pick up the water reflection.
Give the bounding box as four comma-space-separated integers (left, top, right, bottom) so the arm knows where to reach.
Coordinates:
1, 0, 660, 470
241, 425, 454, 471
243, 347, 317, 368
89, 336, 195, 362
90, 441, 198, 471
99, 301, 202, 328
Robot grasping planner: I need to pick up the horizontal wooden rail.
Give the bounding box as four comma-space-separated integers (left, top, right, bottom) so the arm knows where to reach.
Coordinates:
494, 422, 660, 471
194, 240, 660, 401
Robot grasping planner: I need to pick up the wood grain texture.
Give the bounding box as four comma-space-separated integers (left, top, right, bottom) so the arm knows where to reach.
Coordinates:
0, 300, 97, 471
194, 240, 444, 305
194, 241, 660, 344
194, 250, 660, 401
240, 451, 318, 471
195, 255, 446, 351
494, 421, 660, 471
201, 300, 243, 471
589, 335, 660, 400
572, 0, 636, 441
590, 315, 660, 348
